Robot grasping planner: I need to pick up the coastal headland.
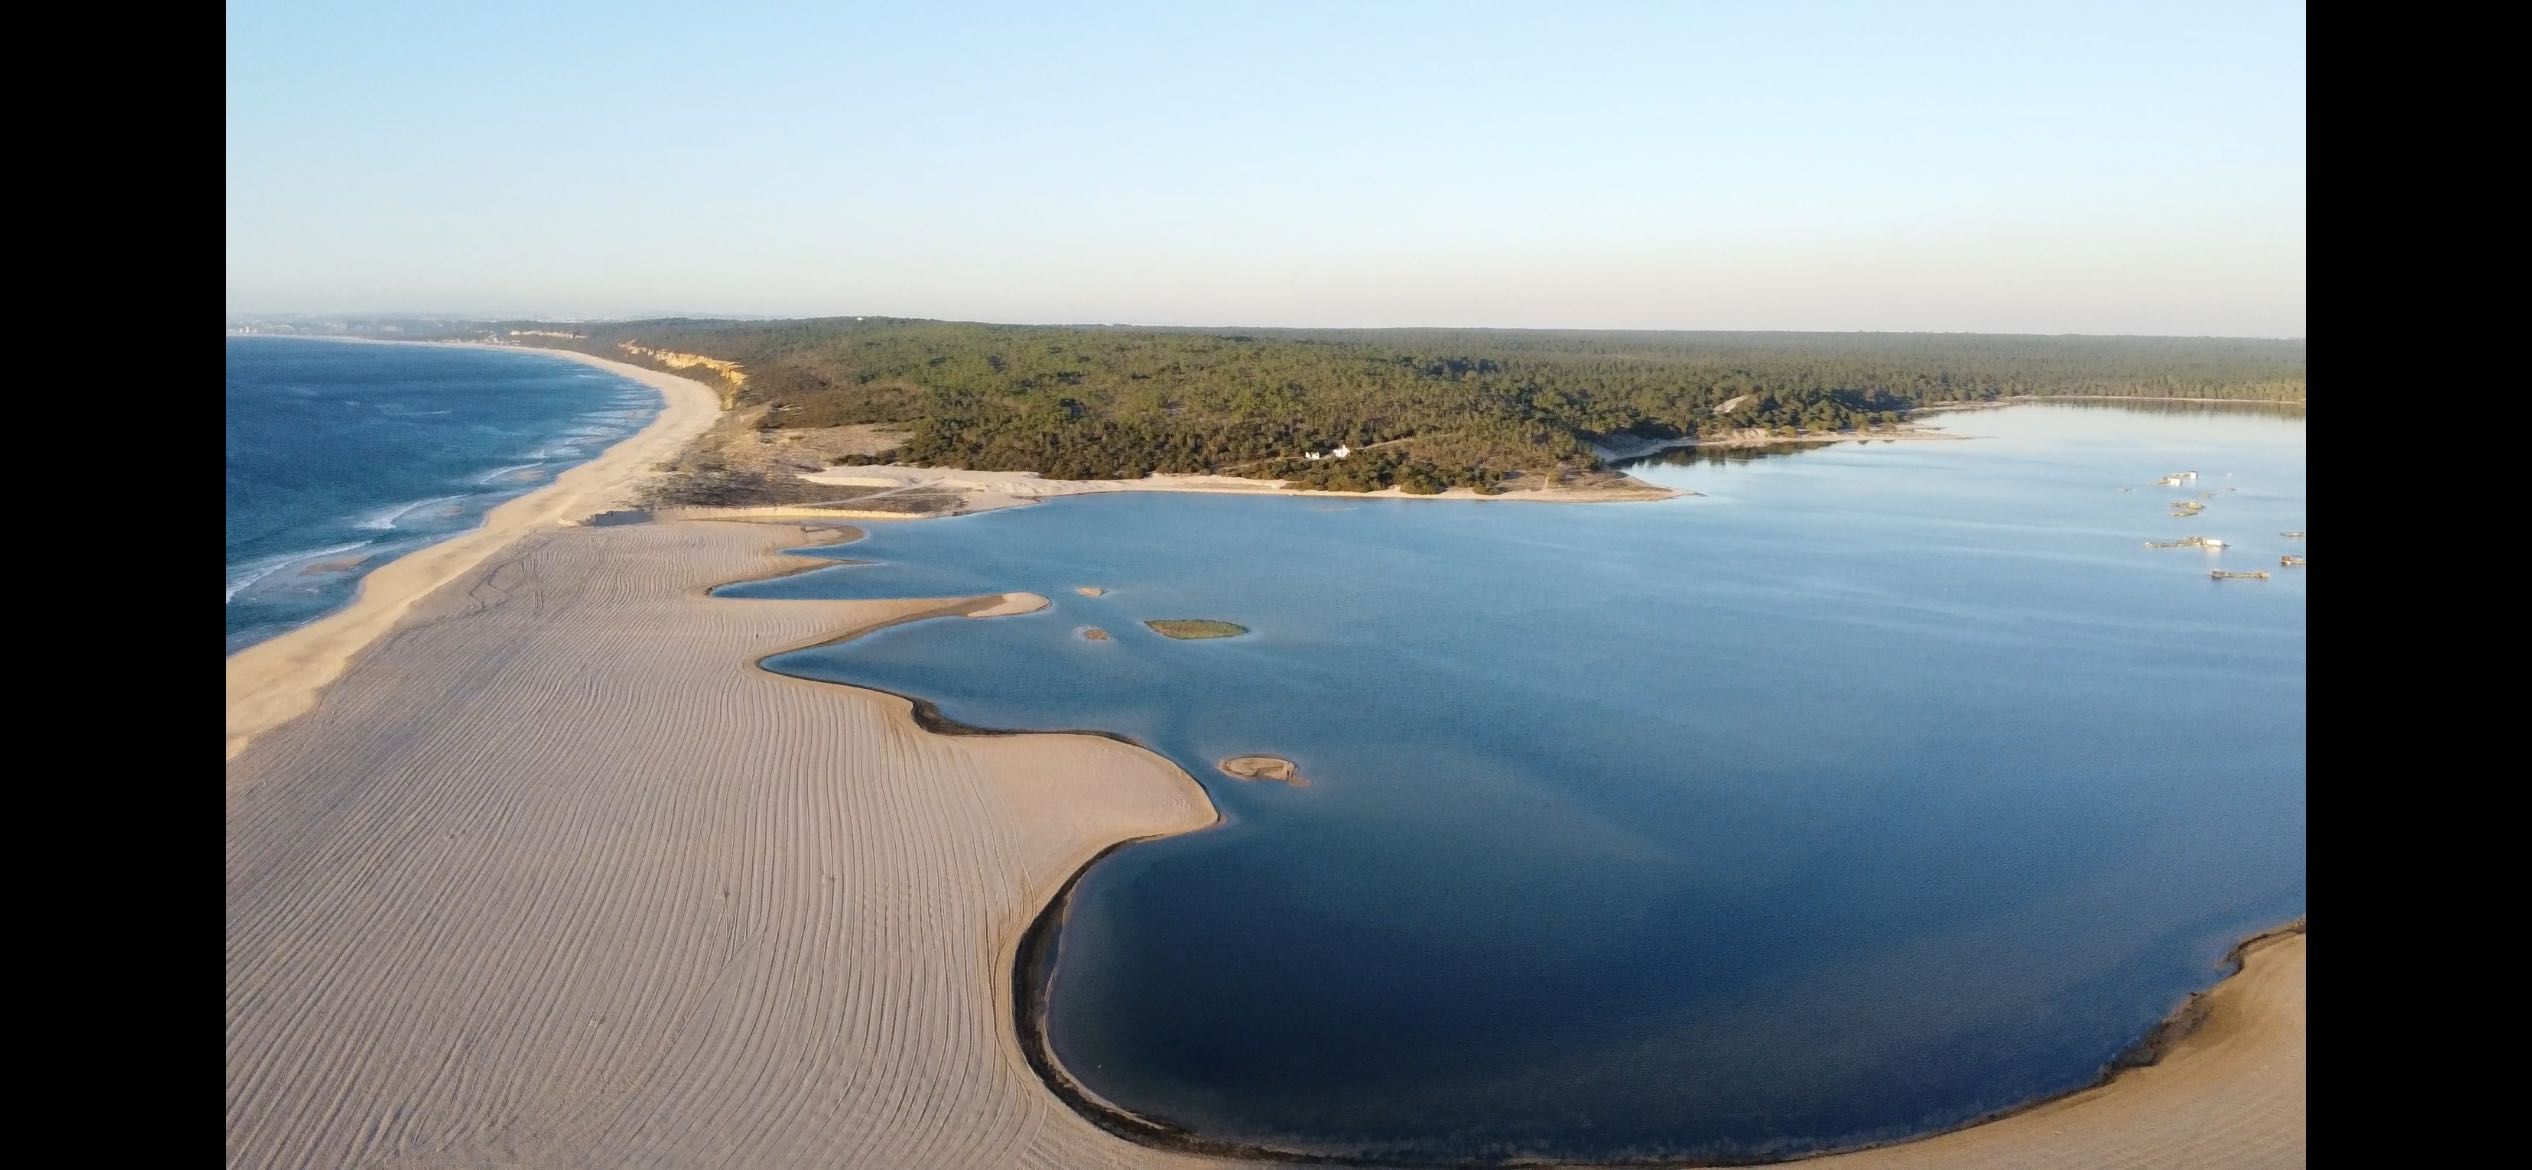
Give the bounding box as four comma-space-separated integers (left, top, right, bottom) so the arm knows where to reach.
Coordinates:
227, 348, 2305, 1169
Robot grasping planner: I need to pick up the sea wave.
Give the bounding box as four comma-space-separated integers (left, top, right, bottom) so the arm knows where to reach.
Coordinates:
476, 463, 546, 485
226, 541, 372, 602
356, 495, 465, 531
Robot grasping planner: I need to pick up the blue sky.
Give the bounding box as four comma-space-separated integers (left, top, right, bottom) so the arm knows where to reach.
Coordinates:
226, 1, 2305, 336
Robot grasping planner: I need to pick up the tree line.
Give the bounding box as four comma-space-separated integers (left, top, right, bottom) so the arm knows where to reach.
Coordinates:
485, 317, 2306, 489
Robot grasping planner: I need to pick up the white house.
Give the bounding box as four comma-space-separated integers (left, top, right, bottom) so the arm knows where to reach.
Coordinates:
1331, 444, 1352, 459
1303, 452, 1323, 461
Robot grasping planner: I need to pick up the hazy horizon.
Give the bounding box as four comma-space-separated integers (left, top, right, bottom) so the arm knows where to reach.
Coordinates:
228, 1, 2305, 336
227, 310, 2305, 343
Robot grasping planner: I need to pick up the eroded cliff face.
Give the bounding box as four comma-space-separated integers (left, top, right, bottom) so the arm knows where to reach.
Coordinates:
620, 342, 747, 407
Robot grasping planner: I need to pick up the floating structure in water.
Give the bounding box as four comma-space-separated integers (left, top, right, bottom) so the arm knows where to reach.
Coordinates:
2170, 500, 2207, 517
2153, 470, 2202, 486
2210, 569, 2271, 580
2145, 536, 2228, 549
2280, 531, 2305, 539
2279, 555, 2305, 567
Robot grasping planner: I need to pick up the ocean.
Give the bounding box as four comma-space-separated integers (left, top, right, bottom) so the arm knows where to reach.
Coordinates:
225, 337, 659, 654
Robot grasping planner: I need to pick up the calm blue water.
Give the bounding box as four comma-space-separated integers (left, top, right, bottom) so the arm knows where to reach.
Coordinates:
225, 338, 660, 653
729, 403, 2306, 1163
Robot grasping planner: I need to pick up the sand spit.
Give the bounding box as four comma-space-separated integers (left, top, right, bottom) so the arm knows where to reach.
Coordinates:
972, 591, 1053, 618
652, 503, 972, 522
228, 511, 2305, 1167
802, 462, 1678, 512
223, 343, 723, 761
227, 520, 1221, 1170
1077, 586, 1108, 597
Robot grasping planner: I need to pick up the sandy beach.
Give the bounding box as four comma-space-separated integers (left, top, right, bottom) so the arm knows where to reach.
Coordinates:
225, 343, 723, 761
796, 461, 1679, 512
227, 357, 2305, 1170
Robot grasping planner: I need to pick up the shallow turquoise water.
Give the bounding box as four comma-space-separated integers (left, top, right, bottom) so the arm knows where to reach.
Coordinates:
732, 403, 2306, 1163
225, 338, 659, 653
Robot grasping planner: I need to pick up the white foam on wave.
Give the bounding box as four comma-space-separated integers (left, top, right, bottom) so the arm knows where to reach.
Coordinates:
356, 495, 466, 531
476, 463, 546, 485
226, 541, 372, 602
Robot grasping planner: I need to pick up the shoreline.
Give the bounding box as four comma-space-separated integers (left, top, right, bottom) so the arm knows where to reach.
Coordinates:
979, 710, 2302, 1165
223, 339, 724, 761
794, 462, 1683, 513
228, 406, 2306, 1167
1587, 426, 1963, 464
718, 526, 2306, 1166
1910, 394, 2308, 415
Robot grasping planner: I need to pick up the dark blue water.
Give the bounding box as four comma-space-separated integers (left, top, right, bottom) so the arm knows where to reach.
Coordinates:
728, 403, 2306, 1163
225, 338, 660, 653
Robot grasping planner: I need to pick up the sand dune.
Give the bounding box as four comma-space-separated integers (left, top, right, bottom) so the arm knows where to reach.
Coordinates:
227, 513, 2304, 1170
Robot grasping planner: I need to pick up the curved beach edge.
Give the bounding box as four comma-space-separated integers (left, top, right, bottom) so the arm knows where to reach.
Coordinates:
750, 548, 2309, 1169
224, 342, 725, 763
1013, 892, 2304, 1168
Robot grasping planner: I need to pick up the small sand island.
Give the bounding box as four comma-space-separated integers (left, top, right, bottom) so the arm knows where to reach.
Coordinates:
1144, 619, 1248, 639
1075, 586, 1106, 597
1078, 627, 1111, 641
1219, 755, 1308, 786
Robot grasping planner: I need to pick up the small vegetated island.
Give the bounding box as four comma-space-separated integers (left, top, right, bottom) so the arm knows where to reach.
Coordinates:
1143, 619, 1248, 640
355, 317, 2305, 496
1219, 755, 1308, 786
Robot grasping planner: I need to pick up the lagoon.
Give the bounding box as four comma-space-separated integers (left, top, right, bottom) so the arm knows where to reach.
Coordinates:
730, 403, 2306, 1163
